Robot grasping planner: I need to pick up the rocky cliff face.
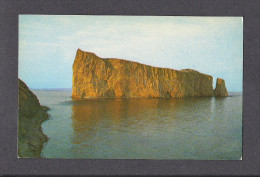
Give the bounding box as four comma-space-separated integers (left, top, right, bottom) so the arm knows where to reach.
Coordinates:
214, 78, 228, 97
18, 79, 49, 158
72, 49, 222, 98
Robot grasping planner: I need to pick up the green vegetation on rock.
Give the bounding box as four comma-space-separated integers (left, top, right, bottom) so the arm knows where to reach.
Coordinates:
18, 79, 49, 158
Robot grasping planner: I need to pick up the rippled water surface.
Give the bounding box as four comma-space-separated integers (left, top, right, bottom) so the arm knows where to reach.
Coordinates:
34, 90, 242, 159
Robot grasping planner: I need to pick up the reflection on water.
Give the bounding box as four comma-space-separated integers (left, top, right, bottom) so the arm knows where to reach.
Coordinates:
36, 91, 242, 159
71, 99, 178, 145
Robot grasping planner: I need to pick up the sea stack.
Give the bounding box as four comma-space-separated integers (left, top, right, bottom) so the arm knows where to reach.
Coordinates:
18, 79, 49, 158
214, 78, 228, 97
72, 49, 228, 98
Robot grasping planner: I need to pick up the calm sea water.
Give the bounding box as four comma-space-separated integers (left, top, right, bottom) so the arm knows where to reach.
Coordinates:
34, 90, 242, 160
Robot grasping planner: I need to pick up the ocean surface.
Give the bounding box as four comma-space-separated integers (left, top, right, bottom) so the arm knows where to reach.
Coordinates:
34, 90, 242, 159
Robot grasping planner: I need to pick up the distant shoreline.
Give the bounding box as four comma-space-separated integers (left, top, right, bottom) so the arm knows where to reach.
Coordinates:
32, 89, 242, 97
32, 88, 72, 91
33, 89, 242, 92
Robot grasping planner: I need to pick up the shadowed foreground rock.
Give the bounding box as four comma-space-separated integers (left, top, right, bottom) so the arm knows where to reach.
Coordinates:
214, 78, 228, 97
18, 79, 49, 158
73, 49, 225, 98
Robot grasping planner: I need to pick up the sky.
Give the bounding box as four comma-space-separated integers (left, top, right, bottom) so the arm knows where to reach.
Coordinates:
19, 15, 243, 92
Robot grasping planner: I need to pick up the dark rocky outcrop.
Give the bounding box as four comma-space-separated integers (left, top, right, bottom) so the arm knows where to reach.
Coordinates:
18, 79, 49, 158
72, 49, 222, 98
214, 78, 228, 97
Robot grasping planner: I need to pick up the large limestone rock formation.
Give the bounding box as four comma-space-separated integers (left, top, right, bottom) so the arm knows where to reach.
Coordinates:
214, 78, 228, 97
72, 49, 218, 98
18, 79, 49, 158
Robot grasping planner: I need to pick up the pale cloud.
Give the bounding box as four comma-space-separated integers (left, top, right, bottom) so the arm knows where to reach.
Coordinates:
19, 21, 52, 31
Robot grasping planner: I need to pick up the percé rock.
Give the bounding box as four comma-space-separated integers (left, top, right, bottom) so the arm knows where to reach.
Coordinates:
18, 79, 49, 158
72, 49, 219, 98
214, 78, 228, 97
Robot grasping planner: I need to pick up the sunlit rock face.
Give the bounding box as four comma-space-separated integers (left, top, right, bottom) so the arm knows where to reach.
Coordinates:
72, 49, 216, 98
214, 78, 228, 97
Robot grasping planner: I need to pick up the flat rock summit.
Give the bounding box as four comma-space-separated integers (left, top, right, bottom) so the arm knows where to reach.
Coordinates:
72, 49, 228, 98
